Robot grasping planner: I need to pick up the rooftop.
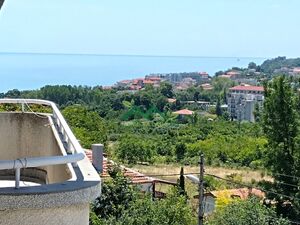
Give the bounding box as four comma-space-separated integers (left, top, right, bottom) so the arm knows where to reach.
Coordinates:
229, 85, 264, 92
173, 109, 194, 115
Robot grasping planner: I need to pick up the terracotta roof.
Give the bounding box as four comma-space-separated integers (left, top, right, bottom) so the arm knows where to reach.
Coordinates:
211, 188, 265, 200
173, 109, 194, 115
229, 85, 264, 92
85, 150, 176, 185
143, 80, 154, 84
148, 77, 161, 81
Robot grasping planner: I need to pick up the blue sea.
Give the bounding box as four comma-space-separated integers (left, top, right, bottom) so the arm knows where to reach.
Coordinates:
0, 53, 266, 92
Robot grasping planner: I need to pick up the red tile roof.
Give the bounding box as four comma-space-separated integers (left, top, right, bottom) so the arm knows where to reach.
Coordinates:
229, 85, 264, 92
148, 77, 161, 81
174, 109, 194, 115
143, 80, 155, 84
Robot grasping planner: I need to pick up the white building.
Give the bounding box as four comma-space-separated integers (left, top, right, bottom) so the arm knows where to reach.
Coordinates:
228, 85, 264, 122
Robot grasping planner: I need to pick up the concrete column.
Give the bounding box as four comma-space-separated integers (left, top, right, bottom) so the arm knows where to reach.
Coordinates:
92, 144, 104, 173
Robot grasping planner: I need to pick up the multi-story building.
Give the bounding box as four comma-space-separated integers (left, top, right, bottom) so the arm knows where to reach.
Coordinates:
228, 85, 264, 122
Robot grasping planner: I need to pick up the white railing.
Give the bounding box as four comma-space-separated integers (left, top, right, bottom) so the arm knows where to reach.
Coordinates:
0, 99, 85, 189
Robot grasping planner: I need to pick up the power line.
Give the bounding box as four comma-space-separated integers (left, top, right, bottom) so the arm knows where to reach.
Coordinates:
271, 171, 300, 181
206, 173, 300, 202
140, 172, 300, 190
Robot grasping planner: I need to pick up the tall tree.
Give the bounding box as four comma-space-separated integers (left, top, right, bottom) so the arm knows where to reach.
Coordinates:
178, 167, 185, 196
216, 99, 222, 117
262, 76, 300, 218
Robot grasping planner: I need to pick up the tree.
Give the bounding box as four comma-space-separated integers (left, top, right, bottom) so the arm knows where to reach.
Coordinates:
91, 171, 196, 225
175, 142, 186, 162
178, 167, 186, 196
160, 82, 174, 98
91, 189, 196, 225
207, 197, 290, 225
248, 62, 257, 70
116, 135, 155, 164
262, 76, 300, 218
253, 102, 261, 122
216, 99, 222, 117
62, 105, 107, 148
91, 166, 137, 220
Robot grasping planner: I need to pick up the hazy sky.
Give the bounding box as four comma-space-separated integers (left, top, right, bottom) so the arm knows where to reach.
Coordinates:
0, 0, 299, 58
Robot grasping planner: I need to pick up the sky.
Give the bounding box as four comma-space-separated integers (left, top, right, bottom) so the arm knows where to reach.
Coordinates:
0, 0, 299, 58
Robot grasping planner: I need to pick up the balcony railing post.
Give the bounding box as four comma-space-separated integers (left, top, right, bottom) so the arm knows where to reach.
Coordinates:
15, 168, 20, 189
67, 138, 73, 154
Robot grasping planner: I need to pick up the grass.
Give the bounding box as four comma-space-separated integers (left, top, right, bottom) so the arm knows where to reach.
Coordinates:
130, 163, 272, 184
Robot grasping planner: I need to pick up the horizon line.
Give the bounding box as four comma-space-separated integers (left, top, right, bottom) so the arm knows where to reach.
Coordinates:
0, 51, 269, 59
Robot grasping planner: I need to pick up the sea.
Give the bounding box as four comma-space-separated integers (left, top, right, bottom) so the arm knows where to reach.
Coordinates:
0, 53, 266, 93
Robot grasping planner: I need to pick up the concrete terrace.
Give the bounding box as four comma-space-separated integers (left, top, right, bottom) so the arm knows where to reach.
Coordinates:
0, 99, 101, 225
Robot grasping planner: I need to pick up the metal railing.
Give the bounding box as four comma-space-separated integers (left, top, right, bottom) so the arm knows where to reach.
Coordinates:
0, 99, 85, 189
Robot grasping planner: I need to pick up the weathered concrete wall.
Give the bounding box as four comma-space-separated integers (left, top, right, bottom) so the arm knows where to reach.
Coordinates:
0, 203, 89, 225
0, 113, 71, 183
0, 112, 101, 225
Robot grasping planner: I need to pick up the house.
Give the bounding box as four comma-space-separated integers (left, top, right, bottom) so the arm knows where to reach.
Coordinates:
226, 70, 241, 79
199, 72, 210, 83
228, 85, 264, 122
200, 83, 213, 90
173, 109, 194, 116
85, 149, 176, 198
193, 188, 265, 215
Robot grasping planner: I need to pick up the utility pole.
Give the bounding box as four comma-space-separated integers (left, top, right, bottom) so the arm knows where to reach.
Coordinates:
198, 154, 204, 225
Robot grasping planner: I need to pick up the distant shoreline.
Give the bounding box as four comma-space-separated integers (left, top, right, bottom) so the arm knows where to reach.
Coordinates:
0, 51, 268, 60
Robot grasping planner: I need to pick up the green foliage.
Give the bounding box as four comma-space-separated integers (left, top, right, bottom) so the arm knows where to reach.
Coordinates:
262, 76, 300, 219
115, 134, 156, 164
207, 197, 290, 225
178, 167, 186, 196
175, 142, 186, 162
159, 82, 174, 98
62, 105, 107, 148
90, 170, 196, 225
91, 190, 196, 225
260, 56, 300, 74
216, 99, 222, 117
91, 167, 137, 220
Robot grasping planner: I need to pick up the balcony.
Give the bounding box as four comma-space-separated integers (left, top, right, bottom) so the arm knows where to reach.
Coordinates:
0, 99, 100, 225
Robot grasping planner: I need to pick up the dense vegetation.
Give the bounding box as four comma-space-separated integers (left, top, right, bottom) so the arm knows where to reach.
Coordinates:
90, 166, 196, 225
261, 56, 300, 74
207, 197, 289, 225
3, 66, 300, 223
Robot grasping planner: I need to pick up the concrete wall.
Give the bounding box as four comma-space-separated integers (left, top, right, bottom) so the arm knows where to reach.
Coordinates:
0, 113, 71, 183
0, 203, 89, 225
0, 112, 101, 225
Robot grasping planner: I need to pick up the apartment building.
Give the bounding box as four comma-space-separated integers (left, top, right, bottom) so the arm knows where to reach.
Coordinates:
228, 85, 264, 122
